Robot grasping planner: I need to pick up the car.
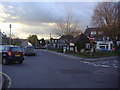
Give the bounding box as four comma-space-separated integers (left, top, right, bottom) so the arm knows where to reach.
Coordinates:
24, 46, 36, 56
97, 48, 112, 51
0, 45, 25, 65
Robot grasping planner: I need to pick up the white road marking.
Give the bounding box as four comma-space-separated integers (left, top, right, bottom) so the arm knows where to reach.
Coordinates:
101, 65, 110, 68
0, 72, 12, 88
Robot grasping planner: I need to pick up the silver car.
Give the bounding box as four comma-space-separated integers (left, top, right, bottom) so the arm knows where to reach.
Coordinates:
24, 46, 36, 56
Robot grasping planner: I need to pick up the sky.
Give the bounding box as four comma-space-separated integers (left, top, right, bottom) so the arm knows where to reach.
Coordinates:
0, 1, 98, 39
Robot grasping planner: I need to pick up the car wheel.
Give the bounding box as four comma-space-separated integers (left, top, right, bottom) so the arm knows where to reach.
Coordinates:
25, 53, 27, 56
2, 58, 8, 65
18, 60, 23, 64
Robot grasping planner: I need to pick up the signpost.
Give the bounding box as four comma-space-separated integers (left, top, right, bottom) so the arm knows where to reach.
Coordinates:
89, 37, 94, 41
89, 37, 94, 58
9, 24, 11, 45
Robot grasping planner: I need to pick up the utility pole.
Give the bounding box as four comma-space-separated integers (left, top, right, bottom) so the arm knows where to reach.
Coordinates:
9, 24, 11, 45
0, 29, 2, 45
50, 33, 51, 39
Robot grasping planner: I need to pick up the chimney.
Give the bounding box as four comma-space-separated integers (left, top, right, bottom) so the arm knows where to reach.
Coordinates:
87, 26, 89, 29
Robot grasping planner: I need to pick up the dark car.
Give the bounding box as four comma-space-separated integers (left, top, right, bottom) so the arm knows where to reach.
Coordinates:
0, 45, 25, 65
24, 46, 36, 56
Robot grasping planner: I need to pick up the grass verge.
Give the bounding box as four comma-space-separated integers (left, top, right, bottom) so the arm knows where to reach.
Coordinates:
48, 49, 119, 58
67, 51, 119, 58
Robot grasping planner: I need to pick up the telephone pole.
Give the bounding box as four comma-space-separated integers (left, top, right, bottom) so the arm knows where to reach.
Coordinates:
0, 29, 2, 45
50, 33, 51, 39
9, 24, 11, 45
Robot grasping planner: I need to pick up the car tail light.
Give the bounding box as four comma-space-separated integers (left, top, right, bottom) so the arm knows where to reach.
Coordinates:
8, 51, 12, 56
15, 51, 20, 53
22, 51, 25, 56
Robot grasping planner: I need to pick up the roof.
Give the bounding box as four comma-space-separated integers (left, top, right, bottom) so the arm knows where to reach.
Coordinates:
50, 39, 59, 40
59, 35, 74, 42
0, 45, 20, 47
84, 27, 104, 38
84, 28, 102, 33
71, 33, 90, 43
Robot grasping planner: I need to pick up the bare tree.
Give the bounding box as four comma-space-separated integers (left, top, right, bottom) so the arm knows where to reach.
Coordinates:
55, 13, 81, 36
91, 2, 120, 46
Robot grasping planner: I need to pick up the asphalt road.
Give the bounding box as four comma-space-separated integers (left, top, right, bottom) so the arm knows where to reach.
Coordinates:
2, 49, 119, 88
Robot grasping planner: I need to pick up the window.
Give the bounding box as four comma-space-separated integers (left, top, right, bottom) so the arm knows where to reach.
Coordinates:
99, 46, 105, 49
0, 46, 8, 51
99, 44, 109, 49
40, 41, 42, 44
52, 40, 54, 43
107, 37, 109, 40
26, 46, 34, 50
55, 40, 58, 43
86, 44, 90, 49
10, 47, 22, 52
106, 46, 108, 49
91, 31, 96, 35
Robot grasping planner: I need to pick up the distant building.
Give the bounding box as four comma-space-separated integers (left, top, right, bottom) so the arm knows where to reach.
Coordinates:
59, 35, 74, 43
21, 40, 32, 49
0, 31, 2, 45
0, 31, 9, 45
39, 38, 46, 48
71, 30, 81, 37
84, 27, 113, 51
46, 37, 69, 50
71, 33, 91, 52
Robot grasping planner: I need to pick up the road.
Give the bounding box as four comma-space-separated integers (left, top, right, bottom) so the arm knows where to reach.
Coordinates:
2, 49, 119, 88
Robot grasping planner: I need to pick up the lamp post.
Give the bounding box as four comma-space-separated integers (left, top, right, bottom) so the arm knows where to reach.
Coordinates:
0, 29, 2, 45
9, 24, 11, 45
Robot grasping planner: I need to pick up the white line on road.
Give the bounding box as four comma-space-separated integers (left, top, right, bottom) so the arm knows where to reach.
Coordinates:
0, 72, 12, 88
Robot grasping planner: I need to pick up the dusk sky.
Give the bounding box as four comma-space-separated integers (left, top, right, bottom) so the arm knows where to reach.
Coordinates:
0, 1, 99, 39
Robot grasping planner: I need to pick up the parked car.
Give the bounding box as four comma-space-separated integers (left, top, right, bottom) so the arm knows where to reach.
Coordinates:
97, 48, 112, 51
0, 45, 25, 65
24, 46, 36, 56
40, 45, 46, 49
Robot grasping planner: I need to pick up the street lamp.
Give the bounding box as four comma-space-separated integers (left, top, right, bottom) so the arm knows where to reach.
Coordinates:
9, 24, 11, 45
0, 29, 2, 45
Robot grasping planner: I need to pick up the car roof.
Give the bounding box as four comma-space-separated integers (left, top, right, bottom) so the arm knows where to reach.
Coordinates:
25, 46, 34, 47
0, 45, 20, 48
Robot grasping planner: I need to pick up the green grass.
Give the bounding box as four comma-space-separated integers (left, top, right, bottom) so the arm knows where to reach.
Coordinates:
48, 49, 63, 53
67, 51, 119, 58
48, 49, 119, 58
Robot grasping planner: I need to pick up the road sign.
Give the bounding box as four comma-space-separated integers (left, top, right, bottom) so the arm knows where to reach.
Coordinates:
89, 37, 94, 41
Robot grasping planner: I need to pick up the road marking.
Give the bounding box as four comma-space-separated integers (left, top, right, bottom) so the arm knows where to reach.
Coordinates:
101, 65, 110, 68
0, 72, 12, 88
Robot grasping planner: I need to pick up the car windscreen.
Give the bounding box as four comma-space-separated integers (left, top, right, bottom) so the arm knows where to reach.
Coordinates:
10, 47, 22, 52
26, 47, 34, 50
0, 46, 7, 51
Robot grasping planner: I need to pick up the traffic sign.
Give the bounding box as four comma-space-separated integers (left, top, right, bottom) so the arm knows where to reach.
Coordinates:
89, 37, 94, 41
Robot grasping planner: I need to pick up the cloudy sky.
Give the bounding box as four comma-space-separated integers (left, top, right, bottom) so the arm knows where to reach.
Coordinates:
0, 1, 98, 39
